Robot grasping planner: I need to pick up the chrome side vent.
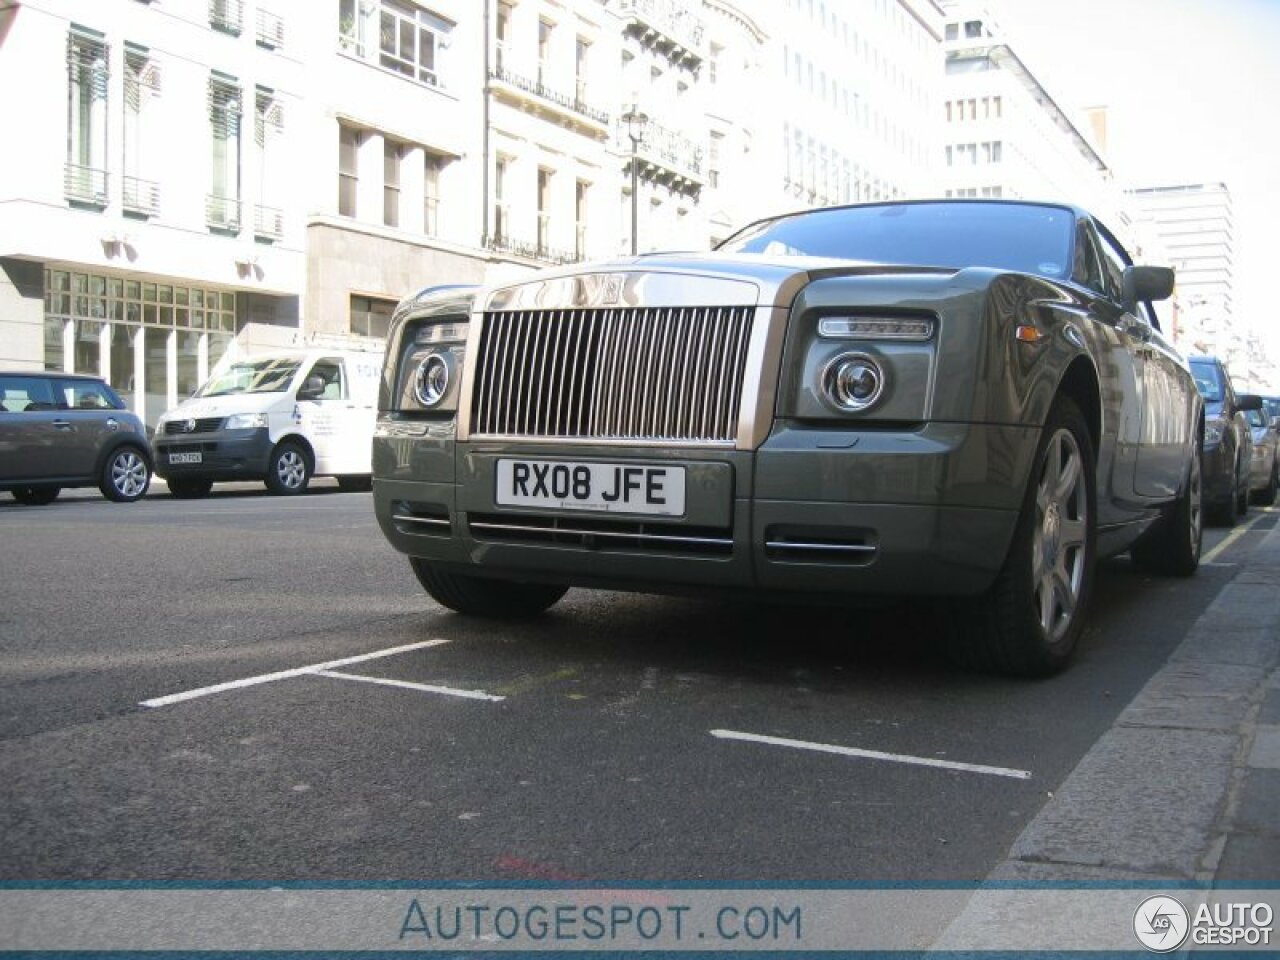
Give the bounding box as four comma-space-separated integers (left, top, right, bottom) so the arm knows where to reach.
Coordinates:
391, 502, 452, 537
471, 306, 754, 444
764, 526, 879, 566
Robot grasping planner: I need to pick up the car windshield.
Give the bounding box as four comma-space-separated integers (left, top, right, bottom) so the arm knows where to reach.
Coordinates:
1247, 408, 1268, 428
1190, 360, 1225, 403
1265, 397, 1280, 419
196, 359, 302, 397
716, 201, 1076, 278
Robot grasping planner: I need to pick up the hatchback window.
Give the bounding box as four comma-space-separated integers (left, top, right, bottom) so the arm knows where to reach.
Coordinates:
56, 379, 119, 410
0, 376, 57, 412
1190, 361, 1224, 402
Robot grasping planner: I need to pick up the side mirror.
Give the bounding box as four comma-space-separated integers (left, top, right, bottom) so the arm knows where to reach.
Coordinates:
1238, 393, 1264, 412
297, 375, 326, 401
1121, 265, 1175, 309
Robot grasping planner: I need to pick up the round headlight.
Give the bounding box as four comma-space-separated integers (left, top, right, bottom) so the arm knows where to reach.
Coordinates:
413, 352, 450, 408
822, 353, 885, 412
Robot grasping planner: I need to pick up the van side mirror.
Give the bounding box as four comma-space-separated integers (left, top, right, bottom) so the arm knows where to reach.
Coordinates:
1239, 393, 1264, 413
1121, 265, 1175, 309
297, 375, 326, 401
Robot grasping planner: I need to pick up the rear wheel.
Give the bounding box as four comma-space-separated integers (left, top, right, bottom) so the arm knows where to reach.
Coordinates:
166, 478, 213, 499
265, 441, 311, 495
410, 557, 567, 618
1131, 443, 1202, 576
99, 446, 150, 502
949, 396, 1096, 677
11, 486, 60, 506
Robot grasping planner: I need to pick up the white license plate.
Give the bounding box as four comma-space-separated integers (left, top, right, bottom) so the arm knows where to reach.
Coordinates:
496, 459, 686, 516
169, 452, 202, 465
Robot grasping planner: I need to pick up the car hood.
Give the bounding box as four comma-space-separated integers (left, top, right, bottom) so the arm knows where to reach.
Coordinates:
484, 251, 963, 312
160, 392, 289, 421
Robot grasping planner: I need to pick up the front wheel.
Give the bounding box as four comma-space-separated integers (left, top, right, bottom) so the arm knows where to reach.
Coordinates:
1258, 460, 1279, 507
410, 557, 567, 618
11, 486, 60, 506
264, 441, 312, 496
950, 396, 1096, 677
1131, 443, 1202, 576
99, 446, 151, 502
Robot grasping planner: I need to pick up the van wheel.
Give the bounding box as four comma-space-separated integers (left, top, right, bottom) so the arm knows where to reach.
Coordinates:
950, 396, 1096, 677
12, 486, 60, 506
410, 558, 567, 618
167, 478, 213, 499
100, 446, 151, 502
265, 441, 311, 495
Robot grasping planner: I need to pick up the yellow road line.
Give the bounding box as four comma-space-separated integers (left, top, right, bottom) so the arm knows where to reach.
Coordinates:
1202, 506, 1275, 565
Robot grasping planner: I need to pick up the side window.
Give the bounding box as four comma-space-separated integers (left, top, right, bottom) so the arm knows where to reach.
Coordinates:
311, 359, 345, 401
0, 376, 57, 412
1072, 222, 1105, 294
57, 379, 115, 409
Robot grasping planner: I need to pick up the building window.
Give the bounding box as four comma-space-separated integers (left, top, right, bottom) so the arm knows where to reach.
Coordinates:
123, 44, 161, 217
254, 88, 285, 240
538, 19, 554, 89
66, 28, 109, 206
378, 0, 451, 87
493, 156, 509, 243
383, 140, 401, 227
709, 131, 723, 188
424, 153, 442, 236
709, 43, 721, 85
350, 295, 396, 339
537, 167, 552, 256
575, 179, 589, 260
338, 123, 359, 217
207, 75, 242, 231
575, 36, 590, 105
209, 0, 245, 35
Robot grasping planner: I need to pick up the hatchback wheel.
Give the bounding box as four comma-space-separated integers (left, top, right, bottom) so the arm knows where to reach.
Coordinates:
100, 446, 151, 502
11, 486, 60, 506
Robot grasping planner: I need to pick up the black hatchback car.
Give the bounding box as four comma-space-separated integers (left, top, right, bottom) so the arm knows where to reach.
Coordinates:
0, 372, 152, 504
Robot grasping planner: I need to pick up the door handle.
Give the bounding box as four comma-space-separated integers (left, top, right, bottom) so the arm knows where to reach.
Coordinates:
51, 419, 72, 430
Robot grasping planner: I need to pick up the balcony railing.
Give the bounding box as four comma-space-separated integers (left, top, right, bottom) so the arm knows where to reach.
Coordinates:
490, 47, 609, 127
209, 0, 244, 35
618, 119, 704, 191
122, 176, 160, 217
256, 8, 284, 49
254, 204, 283, 240
485, 232, 580, 266
616, 0, 705, 64
206, 194, 242, 232
65, 163, 108, 206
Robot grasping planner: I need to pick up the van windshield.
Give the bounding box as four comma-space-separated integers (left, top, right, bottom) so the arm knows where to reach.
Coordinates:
197, 359, 302, 397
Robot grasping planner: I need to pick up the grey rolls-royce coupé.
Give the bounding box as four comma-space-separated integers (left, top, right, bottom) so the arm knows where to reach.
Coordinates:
372, 200, 1204, 676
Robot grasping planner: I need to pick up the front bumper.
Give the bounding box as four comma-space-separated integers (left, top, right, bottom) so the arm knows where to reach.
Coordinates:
372, 419, 1035, 600
153, 428, 274, 482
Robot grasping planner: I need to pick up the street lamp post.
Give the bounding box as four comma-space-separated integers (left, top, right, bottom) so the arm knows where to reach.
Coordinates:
621, 103, 648, 255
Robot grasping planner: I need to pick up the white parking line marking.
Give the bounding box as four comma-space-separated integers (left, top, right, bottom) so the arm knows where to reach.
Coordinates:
140, 638, 452, 708
314, 669, 505, 702
710, 729, 1032, 780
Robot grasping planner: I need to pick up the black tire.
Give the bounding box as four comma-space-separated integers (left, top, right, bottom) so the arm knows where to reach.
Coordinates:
1209, 452, 1241, 527
1131, 443, 1202, 576
11, 486, 60, 506
1235, 463, 1250, 517
410, 557, 567, 618
949, 396, 1096, 677
99, 445, 151, 502
1257, 460, 1279, 507
336, 475, 373, 493
167, 478, 213, 499
264, 441, 312, 495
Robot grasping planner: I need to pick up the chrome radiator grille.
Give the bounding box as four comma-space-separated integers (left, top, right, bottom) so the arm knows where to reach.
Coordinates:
471, 306, 754, 443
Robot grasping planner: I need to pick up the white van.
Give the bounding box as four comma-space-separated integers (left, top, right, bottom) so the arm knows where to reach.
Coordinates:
152, 349, 382, 497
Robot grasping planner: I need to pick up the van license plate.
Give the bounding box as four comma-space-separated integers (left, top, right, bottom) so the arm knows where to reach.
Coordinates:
169, 452, 202, 464
496, 459, 685, 516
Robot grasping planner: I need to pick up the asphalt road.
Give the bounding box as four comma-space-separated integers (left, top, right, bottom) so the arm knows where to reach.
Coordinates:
0, 484, 1274, 881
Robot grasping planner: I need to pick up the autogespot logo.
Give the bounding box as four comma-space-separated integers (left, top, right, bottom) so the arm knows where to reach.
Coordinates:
1134, 895, 1190, 952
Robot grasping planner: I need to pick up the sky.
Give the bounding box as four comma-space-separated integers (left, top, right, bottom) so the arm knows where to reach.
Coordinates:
985, 0, 1280, 360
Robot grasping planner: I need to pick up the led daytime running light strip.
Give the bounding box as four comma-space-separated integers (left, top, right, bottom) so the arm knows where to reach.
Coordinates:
818, 316, 934, 341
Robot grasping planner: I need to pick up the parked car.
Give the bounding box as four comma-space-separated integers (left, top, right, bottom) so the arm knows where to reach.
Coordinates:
0, 371, 152, 504
1246, 405, 1279, 505
153, 348, 382, 498
1189, 355, 1262, 524
373, 199, 1204, 677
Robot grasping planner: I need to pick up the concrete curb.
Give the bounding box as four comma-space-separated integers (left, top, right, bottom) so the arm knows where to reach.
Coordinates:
934, 521, 1280, 946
